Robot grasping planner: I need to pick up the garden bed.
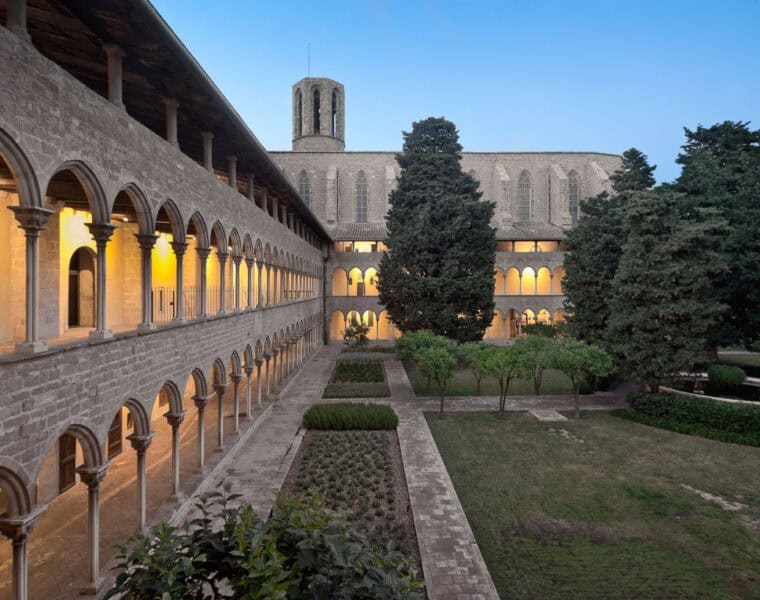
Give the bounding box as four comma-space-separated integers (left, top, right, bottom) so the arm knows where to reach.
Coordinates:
672, 377, 760, 403
323, 359, 391, 398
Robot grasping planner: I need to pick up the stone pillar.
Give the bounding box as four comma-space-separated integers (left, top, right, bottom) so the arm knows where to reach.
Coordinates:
271, 349, 279, 387
196, 247, 210, 317
255, 359, 263, 407
135, 234, 158, 332
230, 373, 241, 432
233, 256, 241, 311
86, 223, 116, 341
247, 173, 255, 201
201, 131, 214, 172
227, 155, 237, 188
265, 264, 272, 306
243, 364, 253, 419
256, 261, 264, 308
164, 98, 179, 148
127, 433, 154, 531
217, 252, 228, 314
103, 45, 125, 109
6, 0, 30, 40
171, 241, 188, 322
193, 395, 209, 468
164, 411, 187, 497
214, 383, 228, 450
272, 266, 279, 304
264, 354, 271, 398
0, 507, 45, 600
77, 465, 109, 595
245, 258, 254, 309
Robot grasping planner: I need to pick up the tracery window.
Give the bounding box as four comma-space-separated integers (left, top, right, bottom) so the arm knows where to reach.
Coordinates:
331, 89, 338, 136
568, 170, 579, 225
312, 88, 320, 134
356, 171, 368, 223
518, 170, 532, 222
295, 89, 302, 137
297, 171, 311, 207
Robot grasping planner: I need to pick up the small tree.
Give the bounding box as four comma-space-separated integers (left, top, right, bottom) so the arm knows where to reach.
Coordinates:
416, 345, 456, 413
344, 317, 370, 352
550, 338, 614, 418
513, 335, 554, 395
522, 323, 557, 338
395, 330, 438, 361
482, 345, 528, 412
458, 341, 490, 395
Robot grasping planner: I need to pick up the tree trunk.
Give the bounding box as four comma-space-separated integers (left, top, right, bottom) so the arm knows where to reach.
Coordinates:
476, 376, 481, 396
574, 386, 580, 419
440, 393, 444, 414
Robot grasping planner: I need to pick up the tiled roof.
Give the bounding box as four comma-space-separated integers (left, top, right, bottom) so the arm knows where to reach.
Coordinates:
496, 223, 566, 241
329, 222, 388, 240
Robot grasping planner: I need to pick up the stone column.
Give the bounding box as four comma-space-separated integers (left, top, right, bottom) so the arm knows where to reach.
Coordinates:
255, 359, 263, 407
201, 131, 214, 172
243, 364, 253, 419
247, 173, 255, 201
272, 266, 279, 304
10, 206, 54, 354
271, 349, 279, 387
164, 411, 187, 497
103, 45, 125, 109
135, 234, 158, 332
227, 155, 237, 188
172, 241, 188, 322
6, 0, 30, 40
230, 373, 241, 433
196, 247, 210, 318
266, 263, 272, 305
86, 223, 116, 341
127, 433, 154, 531
193, 395, 209, 468
164, 98, 179, 148
0, 506, 45, 600
256, 261, 264, 308
77, 465, 109, 595
245, 258, 254, 309
217, 251, 228, 314
233, 255, 241, 311
214, 383, 228, 450
264, 353, 271, 398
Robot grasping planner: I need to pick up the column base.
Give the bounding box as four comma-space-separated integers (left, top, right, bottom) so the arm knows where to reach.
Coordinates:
89, 329, 114, 342
15, 340, 48, 354
137, 322, 157, 333
80, 578, 103, 596
172, 317, 188, 324
8, 26, 31, 43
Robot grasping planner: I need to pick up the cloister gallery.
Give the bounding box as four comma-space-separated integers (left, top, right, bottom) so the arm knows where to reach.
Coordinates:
0, 1, 620, 598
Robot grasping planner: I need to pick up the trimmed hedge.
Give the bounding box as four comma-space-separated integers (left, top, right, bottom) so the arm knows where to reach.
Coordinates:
613, 393, 760, 447
707, 364, 746, 386
303, 403, 398, 430
332, 361, 385, 383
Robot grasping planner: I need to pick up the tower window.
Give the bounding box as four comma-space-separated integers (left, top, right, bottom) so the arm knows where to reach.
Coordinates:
295, 89, 302, 137
298, 170, 311, 208
332, 89, 338, 137
312, 88, 321, 134
518, 170, 532, 222
356, 171, 368, 223
568, 170, 579, 225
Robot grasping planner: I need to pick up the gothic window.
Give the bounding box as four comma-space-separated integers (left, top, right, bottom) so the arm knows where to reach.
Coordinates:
312, 88, 321, 134
356, 171, 368, 223
331, 89, 338, 136
518, 170, 532, 222
568, 170, 579, 225
295, 89, 302, 137
297, 171, 311, 207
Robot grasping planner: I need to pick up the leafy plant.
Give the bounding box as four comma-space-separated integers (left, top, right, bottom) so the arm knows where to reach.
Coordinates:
344, 317, 371, 351
303, 403, 399, 430
458, 341, 491, 395
707, 364, 746, 387
549, 338, 614, 418
417, 345, 457, 413
481, 345, 529, 412
513, 335, 554, 395
332, 361, 385, 383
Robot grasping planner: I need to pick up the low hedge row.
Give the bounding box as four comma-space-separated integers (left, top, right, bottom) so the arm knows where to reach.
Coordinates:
332, 361, 385, 383
616, 393, 760, 447
303, 403, 398, 430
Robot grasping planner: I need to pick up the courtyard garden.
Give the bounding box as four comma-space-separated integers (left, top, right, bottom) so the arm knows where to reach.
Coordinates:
427, 411, 760, 599
322, 358, 391, 398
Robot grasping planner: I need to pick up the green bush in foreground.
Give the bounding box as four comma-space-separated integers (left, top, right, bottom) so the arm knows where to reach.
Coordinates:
707, 364, 746, 386
332, 361, 385, 383
303, 403, 399, 430
613, 393, 760, 447
106, 486, 421, 599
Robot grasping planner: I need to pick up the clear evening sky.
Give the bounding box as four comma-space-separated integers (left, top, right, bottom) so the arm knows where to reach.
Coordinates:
151, 1, 760, 183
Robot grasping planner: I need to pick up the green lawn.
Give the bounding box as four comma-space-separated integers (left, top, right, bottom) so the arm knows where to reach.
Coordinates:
406, 363, 574, 396
719, 351, 760, 368
427, 412, 760, 599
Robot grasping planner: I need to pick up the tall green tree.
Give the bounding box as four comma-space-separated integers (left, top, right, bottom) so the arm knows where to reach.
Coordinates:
378, 117, 496, 342
675, 121, 760, 347
610, 147, 656, 192
512, 335, 554, 395
607, 189, 728, 390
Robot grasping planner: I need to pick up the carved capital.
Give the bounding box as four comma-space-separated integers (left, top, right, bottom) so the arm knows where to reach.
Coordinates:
196, 246, 211, 260
9, 206, 55, 235
134, 233, 158, 251
243, 365, 254, 377
164, 410, 188, 428
254, 358, 263, 368
245, 257, 254, 268
230, 373, 242, 384
216, 251, 229, 264
86, 222, 116, 245
213, 383, 228, 397
127, 432, 156, 455
0, 505, 46, 541
192, 394, 210, 410
171, 241, 189, 256
232, 254, 242, 266
77, 463, 110, 490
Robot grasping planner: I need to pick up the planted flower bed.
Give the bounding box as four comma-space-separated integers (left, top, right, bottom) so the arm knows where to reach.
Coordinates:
323, 359, 391, 398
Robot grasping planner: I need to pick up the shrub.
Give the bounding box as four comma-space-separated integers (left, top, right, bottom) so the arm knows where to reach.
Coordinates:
303, 403, 399, 430
332, 361, 385, 383
616, 392, 760, 447
106, 486, 421, 599
523, 323, 558, 338
750, 340, 760, 353
707, 364, 746, 386
344, 318, 371, 351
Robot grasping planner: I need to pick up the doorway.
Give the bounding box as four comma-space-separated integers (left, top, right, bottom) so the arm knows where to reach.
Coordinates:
68, 247, 96, 328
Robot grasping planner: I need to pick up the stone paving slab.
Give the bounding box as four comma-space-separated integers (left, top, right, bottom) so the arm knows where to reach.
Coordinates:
529, 409, 568, 421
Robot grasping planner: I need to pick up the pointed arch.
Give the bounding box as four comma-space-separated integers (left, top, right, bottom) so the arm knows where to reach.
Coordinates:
568, 170, 580, 225
297, 170, 311, 208
0, 462, 33, 517
212, 358, 226, 386
190, 367, 208, 398
243, 234, 254, 260
355, 170, 368, 223
186, 211, 209, 249
244, 344, 254, 366
312, 86, 321, 134
230, 350, 242, 375
517, 170, 532, 223
295, 88, 303, 138
48, 160, 109, 225
154, 198, 185, 242
0, 127, 41, 207
228, 228, 242, 258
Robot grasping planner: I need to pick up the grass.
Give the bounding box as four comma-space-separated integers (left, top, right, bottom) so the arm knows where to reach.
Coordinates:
332, 361, 385, 382
405, 362, 574, 396
323, 361, 390, 398
303, 403, 398, 430
427, 411, 760, 599
718, 350, 760, 368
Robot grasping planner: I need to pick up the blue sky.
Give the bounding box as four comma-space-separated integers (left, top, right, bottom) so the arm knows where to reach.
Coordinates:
152, 0, 760, 183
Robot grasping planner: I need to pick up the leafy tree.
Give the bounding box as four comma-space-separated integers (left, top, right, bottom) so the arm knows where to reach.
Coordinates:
610, 147, 656, 192
458, 341, 490, 395
482, 345, 529, 412
378, 117, 496, 342
607, 189, 728, 390
512, 335, 554, 395
416, 345, 456, 413
397, 330, 456, 392
343, 317, 370, 351
522, 323, 558, 338
675, 121, 760, 347
562, 192, 626, 347
549, 338, 614, 418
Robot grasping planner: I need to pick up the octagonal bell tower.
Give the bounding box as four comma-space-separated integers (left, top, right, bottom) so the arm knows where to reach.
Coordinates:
292, 77, 345, 152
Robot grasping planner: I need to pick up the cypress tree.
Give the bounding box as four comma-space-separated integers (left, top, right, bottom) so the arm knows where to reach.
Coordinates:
377, 117, 496, 342
610, 147, 656, 192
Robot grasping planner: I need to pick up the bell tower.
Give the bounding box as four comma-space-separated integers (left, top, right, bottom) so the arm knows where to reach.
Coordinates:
292, 77, 345, 152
